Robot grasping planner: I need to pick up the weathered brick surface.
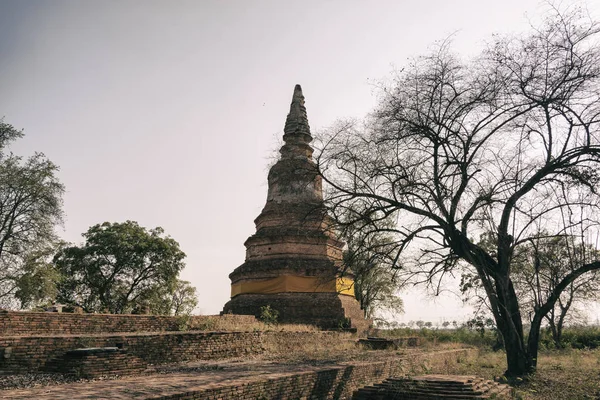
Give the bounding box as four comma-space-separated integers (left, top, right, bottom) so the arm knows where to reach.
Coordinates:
45, 348, 147, 378
167, 350, 472, 400
0, 330, 348, 374
225, 293, 347, 328
0, 310, 255, 336
147, 350, 473, 400
2, 349, 474, 400
0, 331, 264, 373
352, 374, 514, 399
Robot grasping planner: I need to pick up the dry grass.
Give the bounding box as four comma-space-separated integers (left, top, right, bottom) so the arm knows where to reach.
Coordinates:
262, 335, 468, 366
427, 347, 600, 400
182, 315, 320, 332
262, 331, 359, 363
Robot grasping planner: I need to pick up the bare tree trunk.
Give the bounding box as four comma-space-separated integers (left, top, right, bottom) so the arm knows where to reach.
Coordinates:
495, 276, 534, 376
527, 311, 546, 371
553, 299, 571, 348
548, 319, 562, 349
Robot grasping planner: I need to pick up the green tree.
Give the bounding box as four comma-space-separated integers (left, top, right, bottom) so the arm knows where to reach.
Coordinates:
137, 279, 198, 316
317, 7, 600, 376
13, 241, 63, 309
0, 119, 64, 308
352, 264, 404, 320
54, 221, 187, 314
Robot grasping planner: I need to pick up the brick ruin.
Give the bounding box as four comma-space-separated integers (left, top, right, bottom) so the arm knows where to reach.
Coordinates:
0, 310, 353, 376
0, 312, 479, 400
222, 85, 368, 332
0, 310, 264, 374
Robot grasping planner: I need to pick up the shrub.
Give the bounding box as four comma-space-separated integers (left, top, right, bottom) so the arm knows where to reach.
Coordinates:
258, 305, 279, 325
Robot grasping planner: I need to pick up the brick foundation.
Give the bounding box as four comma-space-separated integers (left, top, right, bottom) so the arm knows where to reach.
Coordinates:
223, 292, 370, 333
0, 331, 264, 373
0, 310, 256, 336
0, 330, 350, 374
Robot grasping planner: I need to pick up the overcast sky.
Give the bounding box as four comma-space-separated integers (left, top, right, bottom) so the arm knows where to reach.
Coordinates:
1, 0, 599, 323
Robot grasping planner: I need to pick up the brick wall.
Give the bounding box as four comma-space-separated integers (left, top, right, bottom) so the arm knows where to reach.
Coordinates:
44, 348, 147, 378
0, 331, 265, 373
0, 310, 256, 336
0, 330, 352, 374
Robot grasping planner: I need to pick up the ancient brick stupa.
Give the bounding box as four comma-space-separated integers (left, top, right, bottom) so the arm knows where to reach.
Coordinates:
222, 85, 368, 331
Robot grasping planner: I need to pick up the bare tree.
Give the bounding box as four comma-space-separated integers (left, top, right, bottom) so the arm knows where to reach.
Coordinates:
342, 221, 404, 320
466, 231, 600, 348
513, 234, 600, 348
316, 6, 600, 377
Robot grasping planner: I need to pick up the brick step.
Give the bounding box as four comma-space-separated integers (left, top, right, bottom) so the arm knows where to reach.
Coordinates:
353, 390, 495, 400
387, 376, 486, 385
352, 375, 513, 400
378, 380, 493, 393
354, 390, 510, 400
383, 379, 489, 391
372, 387, 488, 397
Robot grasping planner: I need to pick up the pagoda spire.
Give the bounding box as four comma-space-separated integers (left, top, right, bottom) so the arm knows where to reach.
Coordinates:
284, 84, 311, 137
280, 84, 313, 159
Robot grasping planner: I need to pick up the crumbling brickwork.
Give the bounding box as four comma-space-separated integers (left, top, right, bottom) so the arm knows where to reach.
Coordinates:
44, 347, 147, 378
0, 331, 264, 373
0, 326, 349, 375
0, 310, 255, 336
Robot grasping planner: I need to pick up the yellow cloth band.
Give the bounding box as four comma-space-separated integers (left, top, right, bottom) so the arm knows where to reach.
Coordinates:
231, 275, 355, 297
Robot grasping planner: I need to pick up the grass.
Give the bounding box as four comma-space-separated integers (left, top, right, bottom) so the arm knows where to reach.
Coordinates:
178, 315, 320, 332
262, 331, 359, 364
376, 326, 600, 399
426, 347, 600, 400
377, 326, 501, 348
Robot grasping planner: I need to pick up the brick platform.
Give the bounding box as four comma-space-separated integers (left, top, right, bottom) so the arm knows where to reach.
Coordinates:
1, 349, 473, 400
358, 337, 420, 350
0, 330, 350, 374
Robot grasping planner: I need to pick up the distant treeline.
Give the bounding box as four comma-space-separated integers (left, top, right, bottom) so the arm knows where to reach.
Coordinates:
380, 324, 600, 350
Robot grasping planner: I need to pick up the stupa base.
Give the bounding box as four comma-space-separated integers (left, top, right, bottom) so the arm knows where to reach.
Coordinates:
222, 292, 370, 334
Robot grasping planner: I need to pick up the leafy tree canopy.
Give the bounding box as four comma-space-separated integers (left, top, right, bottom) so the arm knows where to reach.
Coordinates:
0, 119, 64, 308
136, 278, 198, 316
54, 221, 187, 314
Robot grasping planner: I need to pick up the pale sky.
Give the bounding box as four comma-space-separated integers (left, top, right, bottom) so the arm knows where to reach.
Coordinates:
1, 0, 598, 323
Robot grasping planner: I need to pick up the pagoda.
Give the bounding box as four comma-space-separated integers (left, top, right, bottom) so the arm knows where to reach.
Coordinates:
222, 85, 368, 331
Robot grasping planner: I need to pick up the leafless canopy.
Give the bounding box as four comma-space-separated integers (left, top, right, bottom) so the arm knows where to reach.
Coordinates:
315, 6, 600, 376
